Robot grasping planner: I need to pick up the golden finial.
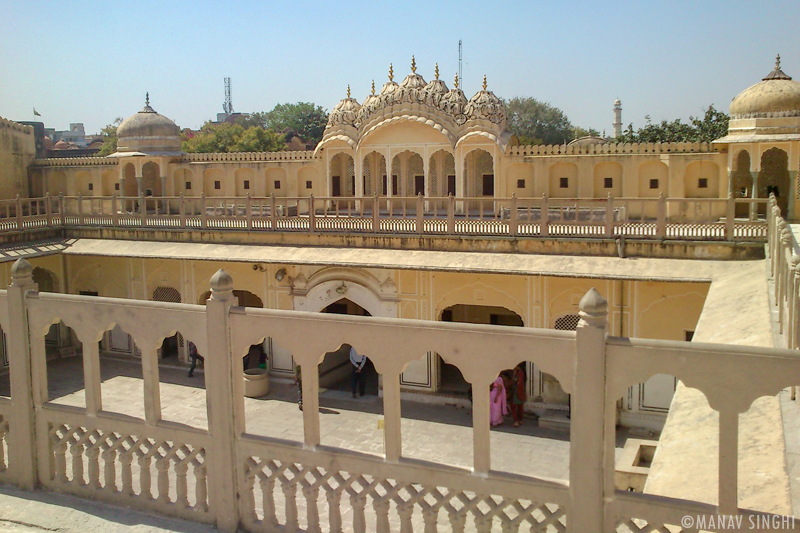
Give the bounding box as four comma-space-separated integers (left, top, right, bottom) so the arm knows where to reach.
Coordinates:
776, 54, 781, 70
371, 80, 375, 95
482, 75, 487, 91
389, 63, 394, 82
454, 73, 459, 89
347, 85, 351, 99
435, 63, 439, 80
145, 92, 150, 106
411, 55, 417, 73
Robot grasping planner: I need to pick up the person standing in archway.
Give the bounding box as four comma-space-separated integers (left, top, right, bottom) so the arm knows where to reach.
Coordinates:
350, 345, 367, 398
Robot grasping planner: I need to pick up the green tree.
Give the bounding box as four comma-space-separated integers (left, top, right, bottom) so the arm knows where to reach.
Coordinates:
504, 97, 574, 145
257, 102, 329, 147
615, 105, 728, 143
97, 117, 122, 156
181, 122, 284, 153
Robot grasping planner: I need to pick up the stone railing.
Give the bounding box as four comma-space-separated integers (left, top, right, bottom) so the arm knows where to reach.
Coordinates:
506, 141, 717, 157
767, 194, 800, 349
0, 194, 769, 242
176, 151, 317, 162
0, 259, 798, 532
32, 156, 117, 166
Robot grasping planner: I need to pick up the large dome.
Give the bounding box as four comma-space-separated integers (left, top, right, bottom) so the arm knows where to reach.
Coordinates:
114, 94, 181, 155
730, 56, 800, 118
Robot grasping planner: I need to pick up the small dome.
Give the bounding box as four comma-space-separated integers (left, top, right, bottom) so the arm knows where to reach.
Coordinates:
614, 98, 621, 106
115, 94, 181, 155
42, 136, 54, 150
117, 97, 180, 140
54, 139, 68, 149
730, 56, 800, 118
327, 87, 361, 128
464, 76, 507, 126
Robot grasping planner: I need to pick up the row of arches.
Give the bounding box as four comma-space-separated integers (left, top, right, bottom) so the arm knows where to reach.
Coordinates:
328, 150, 724, 200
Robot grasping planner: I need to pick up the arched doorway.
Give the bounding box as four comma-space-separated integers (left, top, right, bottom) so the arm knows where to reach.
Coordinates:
439, 304, 524, 395
758, 147, 790, 214
319, 298, 378, 396
153, 287, 182, 361
33, 267, 62, 348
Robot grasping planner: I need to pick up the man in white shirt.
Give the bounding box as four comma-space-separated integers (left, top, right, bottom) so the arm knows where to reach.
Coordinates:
350, 345, 367, 398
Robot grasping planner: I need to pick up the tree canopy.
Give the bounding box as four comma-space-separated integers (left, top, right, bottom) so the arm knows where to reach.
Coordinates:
97, 118, 122, 156
246, 102, 328, 148
181, 123, 284, 153
615, 105, 729, 144
504, 97, 575, 146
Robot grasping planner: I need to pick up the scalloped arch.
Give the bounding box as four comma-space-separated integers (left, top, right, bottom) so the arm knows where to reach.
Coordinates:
359, 115, 456, 148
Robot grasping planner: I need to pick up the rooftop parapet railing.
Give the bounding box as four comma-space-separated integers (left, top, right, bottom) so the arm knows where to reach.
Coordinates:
0, 261, 798, 532
32, 156, 118, 166
767, 194, 800, 349
0, 117, 34, 134
0, 193, 768, 242
506, 141, 717, 157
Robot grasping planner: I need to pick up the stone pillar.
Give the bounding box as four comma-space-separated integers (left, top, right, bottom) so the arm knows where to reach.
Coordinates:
6, 259, 37, 489
718, 409, 739, 514
568, 288, 608, 533
204, 269, 240, 532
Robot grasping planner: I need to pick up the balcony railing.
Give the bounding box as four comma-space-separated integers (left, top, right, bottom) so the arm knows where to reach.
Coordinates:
0, 259, 797, 532
0, 193, 769, 241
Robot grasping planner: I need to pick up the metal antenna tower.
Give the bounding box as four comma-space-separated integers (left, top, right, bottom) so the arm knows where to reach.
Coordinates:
458, 40, 463, 89
223, 77, 233, 115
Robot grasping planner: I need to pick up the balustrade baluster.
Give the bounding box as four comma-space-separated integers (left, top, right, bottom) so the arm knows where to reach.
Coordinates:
448, 510, 467, 533
373, 499, 391, 533
121, 452, 133, 495
139, 456, 152, 499
175, 461, 189, 508
304, 486, 321, 531
397, 501, 414, 533
351, 493, 367, 533
282, 480, 299, 530
71, 443, 84, 486
54, 441, 68, 482
326, 489, 343, 533
87, 445, 100, 488
261, 476, 277, 528
151, 456, 169, 502
195, 463, 208, 511
103, 449, 116, 491
422, 508, 439, 532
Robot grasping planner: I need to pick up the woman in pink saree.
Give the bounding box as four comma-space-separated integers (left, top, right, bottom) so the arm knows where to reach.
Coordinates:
490, 375, 508, 426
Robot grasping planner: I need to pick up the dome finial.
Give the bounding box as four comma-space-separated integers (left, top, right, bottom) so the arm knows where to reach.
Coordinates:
145, 92, 150, 106
389, 63, 394, 82
482, 75, 487, 91
411, 55, 417, 73
347, 85, 351, 99
435, 63, 439, 80
776, 54, 781, 70
371, 79, 375, 95
454, 73, 459, 89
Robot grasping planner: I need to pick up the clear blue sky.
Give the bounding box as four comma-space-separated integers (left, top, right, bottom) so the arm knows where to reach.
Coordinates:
1, 0, 798, 135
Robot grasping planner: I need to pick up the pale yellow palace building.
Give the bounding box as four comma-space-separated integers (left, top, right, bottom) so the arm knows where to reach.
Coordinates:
0, 55, 799, 432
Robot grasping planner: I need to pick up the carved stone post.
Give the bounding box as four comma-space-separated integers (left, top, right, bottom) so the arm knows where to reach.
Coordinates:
569, 288, 608, 533
541, 194, 549, 238
246, 194, 253, 231
416, 193, 424, 235
6, 259, 38, 489
725, 192, 735, 241
16, 195, 23, 230
179, 193, 186, 228
372, 193, 380, 232
45, 192, 52, 227
656, 193, 666, 239
204, 269, 240, 532
509, 193, 518, 237
112, 194, 119, 226
447, 194, 455, 234
309, 194, 316, 234
605, 193, 614, 238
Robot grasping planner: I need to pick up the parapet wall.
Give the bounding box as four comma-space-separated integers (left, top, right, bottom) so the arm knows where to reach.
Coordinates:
0, 116, 36, 198
507, 141, 717, 157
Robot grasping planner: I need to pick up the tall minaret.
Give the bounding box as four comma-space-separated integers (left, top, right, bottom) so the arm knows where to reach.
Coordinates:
613, 98, 622, 138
